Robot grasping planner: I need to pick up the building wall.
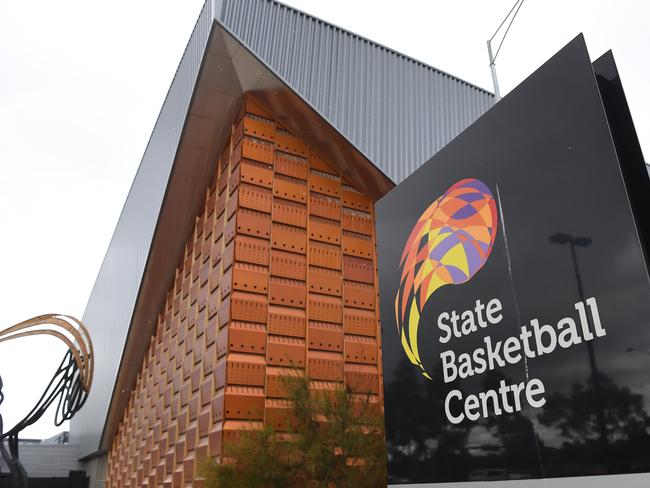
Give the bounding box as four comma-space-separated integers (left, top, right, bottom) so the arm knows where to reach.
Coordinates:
84, 454, 108, 488
107, 95, 382, 487
73, 0, 493, 460
0, 443, 82, 477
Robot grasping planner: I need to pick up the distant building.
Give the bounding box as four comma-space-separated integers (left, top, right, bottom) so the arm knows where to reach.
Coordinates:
69, 0, 493, 486
0, 432, 81, 478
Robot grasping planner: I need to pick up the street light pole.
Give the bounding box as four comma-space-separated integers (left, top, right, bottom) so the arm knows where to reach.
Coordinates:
549, 233, 609, 461
565, 238, 603, 382
487, 40, 501, 100
486, 0, 526, 102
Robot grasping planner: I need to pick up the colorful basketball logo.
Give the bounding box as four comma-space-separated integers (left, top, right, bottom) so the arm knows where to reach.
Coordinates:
394, 178, 498, 379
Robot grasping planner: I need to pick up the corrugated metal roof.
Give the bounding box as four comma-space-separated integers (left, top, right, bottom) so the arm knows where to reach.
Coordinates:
219, 0, 494, 183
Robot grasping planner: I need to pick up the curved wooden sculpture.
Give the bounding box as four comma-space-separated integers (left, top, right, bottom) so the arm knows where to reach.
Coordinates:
0, 314, 93, 488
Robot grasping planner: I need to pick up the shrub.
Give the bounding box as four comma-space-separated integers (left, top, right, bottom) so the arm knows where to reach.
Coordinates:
201, 374, 386, 488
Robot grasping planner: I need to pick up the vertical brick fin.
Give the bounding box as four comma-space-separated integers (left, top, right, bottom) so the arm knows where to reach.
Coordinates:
345, 364, 380, 394
268, 306, 307, 338
234, 236, 270, 266
270, 250, 307, 281
310, 193, 341, 221
342, 208, 373, 235
309, 241, 341, 270
344, 336, 378, 365
308, 266, 342, 296
343, 255, 375, 284
275, 151, 308, 180
227, 353, 266, 387
273, 175, 308, 203
308, 322, 344, 352
272, 198, 308, 227
238, 183, 273, 213
243, 117, 276, 142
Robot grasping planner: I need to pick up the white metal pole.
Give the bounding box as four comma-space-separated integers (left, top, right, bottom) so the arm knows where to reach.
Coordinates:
487, 40, 501, 101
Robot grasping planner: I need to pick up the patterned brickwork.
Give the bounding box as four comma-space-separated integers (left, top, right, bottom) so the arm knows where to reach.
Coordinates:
107, 95, 382, 487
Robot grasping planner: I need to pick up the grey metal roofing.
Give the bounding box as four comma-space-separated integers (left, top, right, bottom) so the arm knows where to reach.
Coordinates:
70, 0, 493, 458
221, 0, 494, 183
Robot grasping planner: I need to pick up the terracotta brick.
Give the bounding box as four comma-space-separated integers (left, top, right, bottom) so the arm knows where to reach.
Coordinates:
107, 95, 381, 487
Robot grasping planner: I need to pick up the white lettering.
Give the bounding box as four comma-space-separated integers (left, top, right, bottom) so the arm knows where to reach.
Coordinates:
526, 379, 546, 408
465, 394, 481, 421
458, 353, 474, 379
587, 297, 606, 337
474, 299, 488, 328
484, 336, 505, 369
557, 317, 581, 348
503, 336, 522, 364
532, 319, 557, 355
575, 301, 594, 341
472, 348, 487, 375
440, 350, 457, 383
460, 310, 477, 335
438, 312, 451, 344
486, 298, 503, 324
445, 390, 464, 424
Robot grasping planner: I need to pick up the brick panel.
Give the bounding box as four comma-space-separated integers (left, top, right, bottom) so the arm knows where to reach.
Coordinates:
107, 95, 382, 487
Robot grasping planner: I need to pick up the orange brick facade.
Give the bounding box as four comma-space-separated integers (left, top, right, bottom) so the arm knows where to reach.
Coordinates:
107, 96, 383, 487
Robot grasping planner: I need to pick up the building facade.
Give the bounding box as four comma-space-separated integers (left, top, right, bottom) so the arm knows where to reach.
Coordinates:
70, 1, 493, 486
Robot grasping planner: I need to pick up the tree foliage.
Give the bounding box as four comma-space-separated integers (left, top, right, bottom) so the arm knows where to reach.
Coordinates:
201, 374, 386, 488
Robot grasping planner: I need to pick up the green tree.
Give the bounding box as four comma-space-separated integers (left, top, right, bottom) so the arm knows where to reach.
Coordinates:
201, 374, 387, 488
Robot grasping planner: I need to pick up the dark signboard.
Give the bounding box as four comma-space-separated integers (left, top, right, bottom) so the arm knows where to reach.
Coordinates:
377, 35, 650, 484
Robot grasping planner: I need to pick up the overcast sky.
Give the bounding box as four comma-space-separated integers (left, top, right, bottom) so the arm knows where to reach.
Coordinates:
0, 0, 648, 440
